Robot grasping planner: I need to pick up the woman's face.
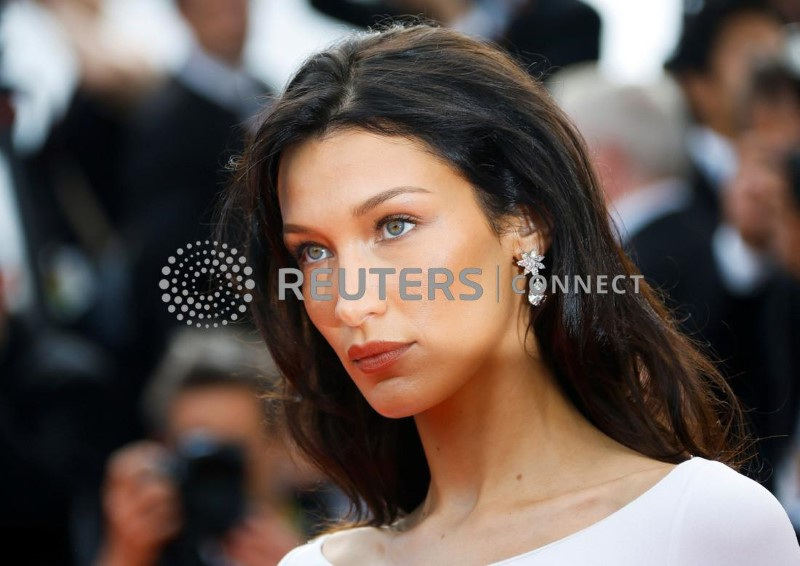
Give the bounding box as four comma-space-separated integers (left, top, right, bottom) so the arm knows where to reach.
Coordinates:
277, 129, 536, 418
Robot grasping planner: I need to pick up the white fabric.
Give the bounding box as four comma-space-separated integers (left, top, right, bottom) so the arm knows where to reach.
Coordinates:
776, 393, 800, 532
711, 223, 773, 296
0, 153, 34, 313
449, 0, 526, 41
686, 126, 739, 191
686, 126, 738, 191
177, 44, 266, 123
0, 0, 184, 155
278, 457, 800, 565
0, 1, 79, 154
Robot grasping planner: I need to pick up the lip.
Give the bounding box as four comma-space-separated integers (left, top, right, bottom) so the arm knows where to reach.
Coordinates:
348, 341, 414, 374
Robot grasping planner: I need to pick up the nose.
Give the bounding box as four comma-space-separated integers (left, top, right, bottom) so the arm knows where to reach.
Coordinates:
333, 252, 387, 327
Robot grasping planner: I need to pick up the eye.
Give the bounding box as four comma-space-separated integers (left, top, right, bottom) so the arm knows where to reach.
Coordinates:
294, 243, 331, 265
378, 215, 417, 240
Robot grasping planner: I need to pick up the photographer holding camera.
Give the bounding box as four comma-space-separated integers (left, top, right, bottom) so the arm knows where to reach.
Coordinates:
94, 329, 327, 566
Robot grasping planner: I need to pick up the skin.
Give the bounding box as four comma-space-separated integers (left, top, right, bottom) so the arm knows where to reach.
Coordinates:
681, 12, 784, 139
98, 442, 182, 566
178, 0, 249, 66
277, 129, 677, 564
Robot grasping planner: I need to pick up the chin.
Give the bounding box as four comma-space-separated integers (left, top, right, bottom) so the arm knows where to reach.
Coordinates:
367, 397, 420, 420
363, 382, 431, 420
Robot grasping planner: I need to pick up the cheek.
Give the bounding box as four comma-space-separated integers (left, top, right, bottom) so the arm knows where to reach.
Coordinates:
363, 304, 515, 418
298, 266, 339, 323
303, 299, 342, 354
415, 230, 518, 334
409, 289, 521, 373
374, 278, 520, 410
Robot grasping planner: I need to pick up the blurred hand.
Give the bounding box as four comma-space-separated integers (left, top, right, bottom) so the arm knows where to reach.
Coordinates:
724, 133, 785, 250
97, 441, 181, 566
222, 506, 302, 566
41, 0, 161, 106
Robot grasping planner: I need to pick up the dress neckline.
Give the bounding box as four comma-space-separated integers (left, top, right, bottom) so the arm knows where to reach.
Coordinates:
314, 456, 702, 565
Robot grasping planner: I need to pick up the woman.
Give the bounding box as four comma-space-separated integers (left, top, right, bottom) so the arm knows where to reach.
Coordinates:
221, 22, 800, 564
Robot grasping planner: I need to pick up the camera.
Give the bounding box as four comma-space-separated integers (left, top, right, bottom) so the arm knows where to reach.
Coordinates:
161, 433, 247, 565
169, 432, 246, 537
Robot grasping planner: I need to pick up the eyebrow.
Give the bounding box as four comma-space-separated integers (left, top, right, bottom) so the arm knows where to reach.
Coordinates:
283, 185, 431, 235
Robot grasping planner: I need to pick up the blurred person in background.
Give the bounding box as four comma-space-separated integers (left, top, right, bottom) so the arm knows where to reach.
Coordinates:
0, 4, 184, 508
123, 0, 267, 216
16, 0, 169, 327
308, 0, 601, 79
38, 0, 165, 107
725, 60, 800, 279
555, 57, 799, 493
649, 0, 791, 489
1, 0, 169, 156
551, 65, 690, 246
0, 266, 118, 566
96, 328, 342, 566
666, 0, 784, 225
1, 33, 121, 563
2, 3, 177, 487
725, 59, 800, 533
117, 0, 273, 443
551, 65, 727, 343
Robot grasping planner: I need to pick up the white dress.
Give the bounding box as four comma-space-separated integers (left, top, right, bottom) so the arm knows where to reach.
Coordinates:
278, 456, 800, 565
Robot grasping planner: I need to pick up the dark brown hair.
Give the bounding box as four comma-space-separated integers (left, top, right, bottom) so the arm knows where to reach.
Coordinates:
220, 21, 751, 527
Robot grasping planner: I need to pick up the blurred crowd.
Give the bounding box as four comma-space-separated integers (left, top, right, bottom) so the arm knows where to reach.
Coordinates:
0, 0, 799, 564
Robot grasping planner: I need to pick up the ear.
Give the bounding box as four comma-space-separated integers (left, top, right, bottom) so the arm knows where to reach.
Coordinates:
501, 206, 551, 258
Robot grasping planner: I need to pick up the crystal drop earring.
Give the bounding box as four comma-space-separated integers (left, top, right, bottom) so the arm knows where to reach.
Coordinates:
516, 249, 546, 306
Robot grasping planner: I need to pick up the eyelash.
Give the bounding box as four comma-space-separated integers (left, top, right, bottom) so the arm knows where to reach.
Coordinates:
290, 214, 419, 265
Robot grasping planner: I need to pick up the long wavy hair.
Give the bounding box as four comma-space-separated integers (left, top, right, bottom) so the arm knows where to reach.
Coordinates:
219, 21, 751, 527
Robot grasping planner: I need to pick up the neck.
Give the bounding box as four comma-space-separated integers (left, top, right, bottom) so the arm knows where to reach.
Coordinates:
406, 318, 627, 527
197, 42, 243, 69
